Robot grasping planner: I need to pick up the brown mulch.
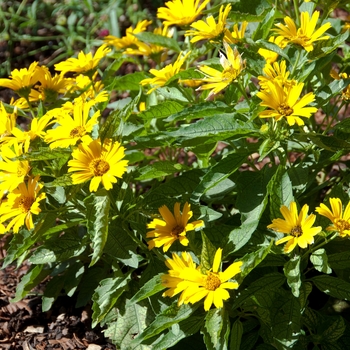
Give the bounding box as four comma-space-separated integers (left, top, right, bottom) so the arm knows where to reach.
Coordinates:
0, 237, 116, 350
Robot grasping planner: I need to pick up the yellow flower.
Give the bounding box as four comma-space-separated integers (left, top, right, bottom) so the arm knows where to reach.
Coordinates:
316, 198, 350, 237
140, 51, 191, 94
54, 44, 111, 75
0, 102, 17, 142
185, 4, 231, 43
0, 142, 30, 197
224, 21, 248, 44
274, 11, 331, 52
157, 0, 210, 27
44, 100, 100, 149
0, 62, 43, 98
0, 175, 46, 233
258, 60, 296, 91
147, 202, 204, 252
162, 248, 242, 311
257, 81, 318, 126
104, 20, 152, 50
68, 137, 128, 192
330, 71, 350, 101
258, 36, 287, 64
268, 202, 322, 253
197, 42, 245, 98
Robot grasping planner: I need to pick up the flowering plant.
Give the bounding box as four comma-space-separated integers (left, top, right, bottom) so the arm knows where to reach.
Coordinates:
1, 0, 350, 348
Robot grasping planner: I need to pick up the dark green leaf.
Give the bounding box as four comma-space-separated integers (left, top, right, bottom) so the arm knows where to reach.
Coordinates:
312, 275, 350, 300
230, 319, 243, 350
138, 100, 184, 120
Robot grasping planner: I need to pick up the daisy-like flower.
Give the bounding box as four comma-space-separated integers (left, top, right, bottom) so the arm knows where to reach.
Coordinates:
140, 51, 191, 94
258, 36, 287, 64
147, 202, 204, 252
0, 62, 43, 99
54, 44, 111, 76
0, 175, 46, 233
104, 20, 152, 50
330, 71, 350, 101
258, 60, 296, 91
185, 4, 231, 43
224, 21, 248, 44
0, 142, 30, 196
68, 137, 128, 192
44, 99, 100, 149
274, 11, 331, 52
316, 198, 350, 237
268, 201, 322, 253
162, 248, 243, 311
257, 81, 318, 126
197, 42, 245, 98
157, 0, 210, 27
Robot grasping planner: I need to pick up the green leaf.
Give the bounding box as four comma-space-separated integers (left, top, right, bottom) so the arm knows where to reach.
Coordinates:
19, 148, 71, 161
258, 138, 280, 161
202, 308, 230, 350
42, 274, 66, 312
284, 255, 302, 297
310, 248, 332, 274
12, 265, 50, 302
312, 275, 350, 300
200, 232, 217, 274
252, 8, 276, 41
138, 100, 184, 120
191, 151, 249, 203
29, 231, 87, 264
298, 282, 312, 310
230, 319, 243, 350
328, 250, 350, 269
136, 161, 189, 180
131, 303, 199, 345
91, 274, 131, 327
128, 274, 166, 305
135, 31, 181, 52
321, 316, 346, 343
252, 39, 290, 61
85, 190, 110, 266
111, 72, 146, 91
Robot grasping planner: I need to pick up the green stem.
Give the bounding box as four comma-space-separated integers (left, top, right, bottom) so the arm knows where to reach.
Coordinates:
291, 49, 302, 78
293, 0, 300, 26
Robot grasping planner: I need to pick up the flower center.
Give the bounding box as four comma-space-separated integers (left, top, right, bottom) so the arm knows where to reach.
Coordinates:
171, 225, 184, 237
223, 67, 238, 82
18, 196, 34, 213
290, 225, 303, 237
334, 218, 350, 232
205, 272, 221, 291
70, 126, 86, 138
277, 103, 293, 116
89, 159, 110, 176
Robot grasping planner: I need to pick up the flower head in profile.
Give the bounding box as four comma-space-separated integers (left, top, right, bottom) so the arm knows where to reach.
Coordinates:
0, 142, 30, 197
224, 21, 248, 44
44, 99, 100, 149
104, 20, 152, 50
316, 198, 350, 237
0, 62, 43, 98
258, 36, 287, 64
197, 42, 245, 98
140, 51, 191, 94
0, 175, 46, 233
54, 44, 111, 75
157, 0, 210, 27
257, 81, 317, 126
68, 137, 128, 192
274, 11, 331, 52
268, 202, 322, 253
185, 4, 231, 43
330, 71, 350, 101
147, 202, 204, 252
162, 248, 242, 311
0, 102, 17, 142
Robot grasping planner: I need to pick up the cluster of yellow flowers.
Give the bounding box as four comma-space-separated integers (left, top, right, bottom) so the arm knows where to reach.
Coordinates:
0, 44, 128, 233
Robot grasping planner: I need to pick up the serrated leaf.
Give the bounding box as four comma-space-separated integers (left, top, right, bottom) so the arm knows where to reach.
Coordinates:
200, 232, 217, 274
85, 190, 110, 266
310, 248, 332, 274
91, 274, 131, 327
135, 31, 181, 52
157, 86, 189, 102
230, 319, 243, 350
138, 100, 184, 120
128, 274, 166, 305
42, 274, 66, 312
284, 255, 301, 297
312, 275, 350, 300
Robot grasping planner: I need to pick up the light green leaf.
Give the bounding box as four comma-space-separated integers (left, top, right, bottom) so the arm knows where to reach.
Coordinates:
321, 316, 346, 343
312, 275, 350, 300
136, 161, 189, 180
85, 190, 110, 266
135, 31, 181, 52
111, 71, 146, 91
200, 232, 218, 274
230, 319, 243, 350
157, 86, 189, 102
284, 255, 302, 297
310, 248, 332, 274
91, 274, 131, 327
138, 100, 184, 120
252, 8, 276, 40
